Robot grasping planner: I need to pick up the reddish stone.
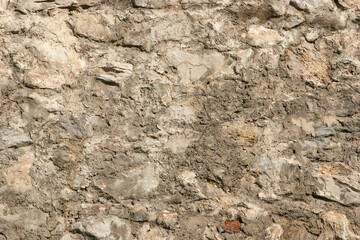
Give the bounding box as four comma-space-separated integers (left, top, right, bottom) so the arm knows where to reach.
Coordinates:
156, 211, 178, 229
105, 141, 121, 152
157, 211, 177, 222
83, 204, 101, 215
109, 205, 130, 219
225, 220, 241, 233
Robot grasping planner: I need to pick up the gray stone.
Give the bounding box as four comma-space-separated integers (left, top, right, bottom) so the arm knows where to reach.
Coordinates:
290, 0, 333, 11
313, 163, 360, 206
0, 207, 48, 231
58, 117, 87, 139
71, 217, 131, 239
95, 163, 161, 200
0, 128, 32, 148
315, 128, 335, 137
284, 14, 305, 30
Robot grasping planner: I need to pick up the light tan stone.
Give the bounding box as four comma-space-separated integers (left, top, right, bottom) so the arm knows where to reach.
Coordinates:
337, 0, 360, 8
319, 211, 360, 240
5, 149, 34, 192
247, 25, 282, 47
71, 13, 117, 42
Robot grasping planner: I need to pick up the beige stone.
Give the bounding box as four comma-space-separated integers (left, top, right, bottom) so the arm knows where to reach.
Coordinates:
0, 0, 7, 11
265, 224, 283, 240
285, 42, 330, 86
319, 212, 360, 240
133, 0, 179, 8
5, 149, 34, 192
165, 48, 233, 86
165, 130, 200, 153
337, 0, 360, 8
0, 207, 48, 231
269, 0, 290, 15
94, 163, 161, 200
291, 118, 315, 136
247, 25, 282, 47
71, 13, 116, 42
137, 224, 172, 240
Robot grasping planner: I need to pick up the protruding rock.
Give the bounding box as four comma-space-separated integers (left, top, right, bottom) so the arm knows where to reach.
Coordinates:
269, 0, 290, 16
305, 28, 321, 42
95, 62, 133, 87
156, 211, 178, 229
284, 7, 305, 29
71, 217, 131, 239
284, 42, 330, 86
247, 25, 282, 47
70, 13, 117, 42
313, 162, 360, 206
290, 0, 334, 11
319, 211, 360, 240
337, 0, 360, 9
315, 127, 335, 137
0, 128, 32, 149
265, 224, 283, 240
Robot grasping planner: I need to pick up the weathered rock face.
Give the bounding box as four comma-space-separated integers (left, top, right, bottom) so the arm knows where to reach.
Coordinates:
0, 0, 360, 239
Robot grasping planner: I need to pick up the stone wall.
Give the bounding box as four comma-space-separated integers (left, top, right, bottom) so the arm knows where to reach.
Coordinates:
0, 0, 360, 239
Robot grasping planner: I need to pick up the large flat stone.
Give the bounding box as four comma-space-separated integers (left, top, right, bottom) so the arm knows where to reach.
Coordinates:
313, 162, 360, 206
71, 217, 131, 239
95, 163, 161, 200
290, 0, 333, 11
0, 128, 32, 149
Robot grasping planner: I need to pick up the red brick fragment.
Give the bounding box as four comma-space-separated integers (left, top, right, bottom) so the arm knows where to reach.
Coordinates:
225, 220, 241, 233
157, 211, 177, 222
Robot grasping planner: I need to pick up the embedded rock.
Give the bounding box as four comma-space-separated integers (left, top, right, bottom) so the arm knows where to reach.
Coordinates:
71, 217, 131, 239
290, 0, 334, 11
247, 25, 283, 47
94, 163, 161, 200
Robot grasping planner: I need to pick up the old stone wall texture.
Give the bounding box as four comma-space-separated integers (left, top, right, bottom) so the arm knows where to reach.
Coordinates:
0, 0, 360, 239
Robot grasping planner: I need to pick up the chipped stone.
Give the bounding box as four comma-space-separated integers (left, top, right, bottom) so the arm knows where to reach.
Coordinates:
315, 127, 335, 137
71, 217, 131, 239
0, 128, 32, 148
290, 0, 334, 11
319, 212, 360, 239
95, 163, 161, 200
265, 224, 284, 240
247, 25, 282, 47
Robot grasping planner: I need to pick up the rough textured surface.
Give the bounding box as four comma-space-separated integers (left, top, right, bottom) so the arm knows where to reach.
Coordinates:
0, 0, 360, 239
